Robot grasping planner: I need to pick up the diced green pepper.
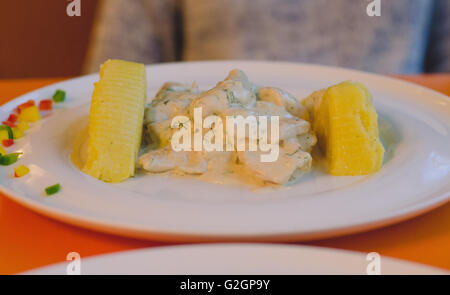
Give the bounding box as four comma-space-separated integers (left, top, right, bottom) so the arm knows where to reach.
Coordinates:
52, 89, 66, 103
0, 153, 21, 166
0, 125, 13, 139
45, 183, 61, 195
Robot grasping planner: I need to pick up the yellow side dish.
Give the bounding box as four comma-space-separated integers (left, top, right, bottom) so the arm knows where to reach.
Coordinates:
12, 127, 23, 139
18, 106, 41, 123
303, 81, 384, 175
14, 165, 30, 177
0, 130, 9, 142
17, 120, 29, 132
82, 59, 147, 183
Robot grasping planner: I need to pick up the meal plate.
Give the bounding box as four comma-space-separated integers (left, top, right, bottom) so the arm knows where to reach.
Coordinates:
0, 61, 449, 241
24, 244, 447, 275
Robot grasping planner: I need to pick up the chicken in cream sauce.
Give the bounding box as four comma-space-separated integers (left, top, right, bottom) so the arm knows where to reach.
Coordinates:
138, 70, 316, 186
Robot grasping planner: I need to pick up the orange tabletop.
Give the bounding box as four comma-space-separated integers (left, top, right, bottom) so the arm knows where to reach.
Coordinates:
0, 75, 449, 274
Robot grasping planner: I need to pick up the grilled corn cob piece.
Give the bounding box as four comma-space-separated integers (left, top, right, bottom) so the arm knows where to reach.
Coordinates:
303, 81, 384, 175
82, 59, 147, 182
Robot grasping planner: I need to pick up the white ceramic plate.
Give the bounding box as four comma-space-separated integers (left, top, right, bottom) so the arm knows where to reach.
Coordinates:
0, 61, 449, 241
24, 244, 447, 275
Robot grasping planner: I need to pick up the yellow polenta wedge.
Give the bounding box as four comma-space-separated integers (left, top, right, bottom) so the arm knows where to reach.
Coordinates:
303, 81, 384, 175
83, 59, 147, 182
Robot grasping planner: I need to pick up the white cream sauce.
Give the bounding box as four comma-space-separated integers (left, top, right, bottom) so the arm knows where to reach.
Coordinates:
138, 69, 317, 187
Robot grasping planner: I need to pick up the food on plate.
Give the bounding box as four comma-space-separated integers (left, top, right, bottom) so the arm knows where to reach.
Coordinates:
0, 152, 21, 166
6, 114, 17, 124
16, 120, 28, 132
1, 92, 67, 193
75, 59, 384, 186
82, 59, 147, 183
45, 183, 61, 196
39, 99, 53, 111
0, 125, 13, 142
3, 114, 18, 127
0, 99, 45, 150
14, 164, 29, 178
12, 127, 23, 139
138, 69, 316, 185
18, 105, 41, 123
17, 100, 36, 113
303, 81, 384, 175
2, 139, 14, 147
52, 89, 66, 103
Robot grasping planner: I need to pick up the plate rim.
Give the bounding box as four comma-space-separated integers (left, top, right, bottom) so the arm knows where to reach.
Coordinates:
22, 243, 449, 275
1, 181, 449, 242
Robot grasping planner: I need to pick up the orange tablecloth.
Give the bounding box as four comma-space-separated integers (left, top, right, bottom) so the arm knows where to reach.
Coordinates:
0, 75, 449, 274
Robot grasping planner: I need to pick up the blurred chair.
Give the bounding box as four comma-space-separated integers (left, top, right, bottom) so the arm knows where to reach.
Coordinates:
84, 0, 450, 74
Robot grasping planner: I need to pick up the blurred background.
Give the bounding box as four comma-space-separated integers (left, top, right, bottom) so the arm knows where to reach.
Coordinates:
0, 0, 98, 78
0, 0, 449, 79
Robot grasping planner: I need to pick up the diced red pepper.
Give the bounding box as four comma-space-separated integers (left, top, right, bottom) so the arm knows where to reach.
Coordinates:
17, 100, 35, 113
2, 121, 16, 128
7, 114, 18, 123
39, 99, 53, 111
2, 139, 14, 147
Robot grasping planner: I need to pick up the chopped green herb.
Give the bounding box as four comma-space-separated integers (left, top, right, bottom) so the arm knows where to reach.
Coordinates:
45, 183, 61, 195
0, 125, 13, 139
163, 100, 169, 105
52, 89, 66, 103
286, 148, 301, 157
172, 119, 190, 130
155, 88, 176, 100
224, 89, 239, 104
0, 153, 22, 166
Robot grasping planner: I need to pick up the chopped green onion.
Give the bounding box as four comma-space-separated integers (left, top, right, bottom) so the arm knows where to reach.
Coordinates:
45, 183, 61, 195
224, 89, 239, 104
0, 125, 13, 139
0, 153, 22, 166
52, 89, 66, 103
